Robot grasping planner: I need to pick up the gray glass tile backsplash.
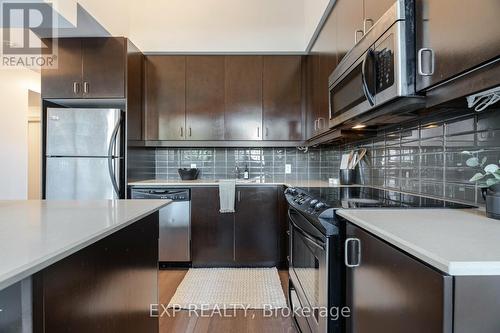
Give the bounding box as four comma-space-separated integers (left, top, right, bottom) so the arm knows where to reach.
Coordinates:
128, 109, 500, 206
342, 109, 500, 205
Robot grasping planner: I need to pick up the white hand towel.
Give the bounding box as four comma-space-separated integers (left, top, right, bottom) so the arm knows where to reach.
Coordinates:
219, 179, 236, 213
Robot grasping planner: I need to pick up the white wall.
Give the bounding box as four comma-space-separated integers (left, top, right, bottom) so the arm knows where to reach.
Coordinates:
78, 0, 331, 52
0, 69, 41, 200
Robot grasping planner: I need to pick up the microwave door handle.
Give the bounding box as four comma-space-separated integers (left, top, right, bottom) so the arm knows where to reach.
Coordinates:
361, 50, 375, 106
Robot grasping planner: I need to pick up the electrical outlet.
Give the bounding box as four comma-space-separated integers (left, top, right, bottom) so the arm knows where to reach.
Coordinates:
285, 164, 292, 174
190, 163, 197, 168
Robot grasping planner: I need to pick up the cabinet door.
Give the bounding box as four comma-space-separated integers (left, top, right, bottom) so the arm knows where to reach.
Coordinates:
263, 56, 303, 141
191, 187, 234, 266
145, 56, 186, 140
41, 38, 82, 98
225, 56, 263, 140
416, 0, 500, 91
186, 56, 225, 140
82, 38, 126, 98
345, 223, 453, 333
234, 186, 280, 266
335, 0, 363, 62
363, 0, 394, 31
305, 54, 320, 139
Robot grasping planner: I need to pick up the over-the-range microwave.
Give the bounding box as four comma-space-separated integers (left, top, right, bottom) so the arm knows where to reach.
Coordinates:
328, 0, 425, 129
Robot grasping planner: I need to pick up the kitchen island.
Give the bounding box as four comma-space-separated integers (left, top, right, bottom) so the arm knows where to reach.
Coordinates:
0, 200, 170, 333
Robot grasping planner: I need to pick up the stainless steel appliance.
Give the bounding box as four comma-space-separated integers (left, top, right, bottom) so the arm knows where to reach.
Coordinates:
130, 188, 191, 263
285, 186, 476, 333
44, 108, 124, 199
328, 0, 424, 129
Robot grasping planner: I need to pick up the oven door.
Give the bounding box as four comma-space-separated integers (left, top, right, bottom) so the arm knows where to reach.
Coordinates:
329, 48, 377, 128
288, 208, 328, 333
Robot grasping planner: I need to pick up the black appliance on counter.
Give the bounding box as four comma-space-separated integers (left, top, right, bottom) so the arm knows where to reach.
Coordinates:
284, 186, 475, 333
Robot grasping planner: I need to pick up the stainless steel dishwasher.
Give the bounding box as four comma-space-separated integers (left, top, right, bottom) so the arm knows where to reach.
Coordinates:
131, 188, 190, 263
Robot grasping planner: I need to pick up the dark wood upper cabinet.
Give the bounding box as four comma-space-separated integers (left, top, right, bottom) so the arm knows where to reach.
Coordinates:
305, 54, 320, 139
415, 0, 500, 91
191, 187, 234, 267
224, 56, 263, 140
41, 37, 127, 99
126, 42, 144, 141
335, 0, 364, 62
363, 0, 394, 31
81, 38, 126, 98
41, 38, 83, 98
145, 56, 186, 140
186, 56, 226, 140
263, 56, 303, 141
234, 186, 280, 266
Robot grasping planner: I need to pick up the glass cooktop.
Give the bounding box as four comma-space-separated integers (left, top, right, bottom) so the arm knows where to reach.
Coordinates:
302, 186, 477, 209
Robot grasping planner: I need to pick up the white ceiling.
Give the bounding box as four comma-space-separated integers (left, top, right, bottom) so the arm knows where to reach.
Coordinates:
76, 0, 331, 53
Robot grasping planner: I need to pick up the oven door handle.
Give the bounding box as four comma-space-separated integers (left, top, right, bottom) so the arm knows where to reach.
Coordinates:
288, 210, 326, 250
361, 49, 375, 107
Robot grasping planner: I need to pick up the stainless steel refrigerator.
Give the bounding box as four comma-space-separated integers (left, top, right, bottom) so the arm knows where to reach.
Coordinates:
45, 108, 124, 199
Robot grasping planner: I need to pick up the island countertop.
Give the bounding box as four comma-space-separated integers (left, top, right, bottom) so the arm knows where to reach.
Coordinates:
337, 208, 500, 276
0, 200, 170, 291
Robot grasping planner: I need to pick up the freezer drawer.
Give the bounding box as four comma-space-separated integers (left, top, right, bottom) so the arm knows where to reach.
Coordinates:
46, 157, 120, 199
159, 201, 191, 262
46, 108, 122, 157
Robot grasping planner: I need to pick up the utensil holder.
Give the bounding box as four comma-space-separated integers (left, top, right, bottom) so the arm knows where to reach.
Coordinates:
339, 169, 357, 185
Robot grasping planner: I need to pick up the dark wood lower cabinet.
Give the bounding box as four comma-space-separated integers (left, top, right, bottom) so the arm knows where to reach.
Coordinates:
191, 186, 287, 268
191, 186, 235, 266
235, 186, 279, 266
345, 222, 453, 333
33, 213, 159, 333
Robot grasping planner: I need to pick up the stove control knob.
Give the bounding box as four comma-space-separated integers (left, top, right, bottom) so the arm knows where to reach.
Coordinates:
309, 199, 318, 207
315, 202, 326, 210
286, 187, 298, 196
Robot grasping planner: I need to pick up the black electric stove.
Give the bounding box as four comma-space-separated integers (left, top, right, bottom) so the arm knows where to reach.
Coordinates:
285, 186, 477, 333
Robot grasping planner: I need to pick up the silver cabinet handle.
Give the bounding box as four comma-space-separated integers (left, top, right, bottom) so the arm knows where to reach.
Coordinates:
314, 119, 318, 131
83, 81, 90, 94
363, 18, 374, 34
73, 82, 80, 94
265, 127, 269, 138
180, 127, 183, 137
355, 29, 364, 44
189, 127, 192, 137
418, 48, 435, 76
345, 238, 361, 268
257, 126, 260, 138
237, 190, 241, 202
318, 117, 326, 130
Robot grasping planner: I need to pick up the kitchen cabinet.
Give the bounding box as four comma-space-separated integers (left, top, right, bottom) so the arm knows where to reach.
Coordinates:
41, 38, 82, 98
263, 56, 303, 141
415, 0, 500, 91
41, 37, 126, 99
224, 56, 263, 140
234, 186, 279, 266
363, 0, 394, 32
145, 56, 186, 140
191, 186, 285, 267
186, 56, 226, 140
344, 222, 453, 333
191, 187, 234, 266
335, 0, 364, 62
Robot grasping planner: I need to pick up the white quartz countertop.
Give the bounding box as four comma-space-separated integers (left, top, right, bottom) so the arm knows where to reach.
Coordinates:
337, 208, 500, 276
128, 179, 336, 188
0, 200, 170, 290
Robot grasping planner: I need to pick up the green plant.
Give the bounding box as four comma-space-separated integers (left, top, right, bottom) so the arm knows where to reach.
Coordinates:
462, 150, 500, 188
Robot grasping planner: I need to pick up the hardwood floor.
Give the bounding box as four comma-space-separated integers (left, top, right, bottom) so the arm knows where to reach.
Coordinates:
158, 270, 297, 333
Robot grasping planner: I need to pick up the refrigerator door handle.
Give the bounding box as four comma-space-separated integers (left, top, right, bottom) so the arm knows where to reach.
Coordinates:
107, 114, 122, 198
